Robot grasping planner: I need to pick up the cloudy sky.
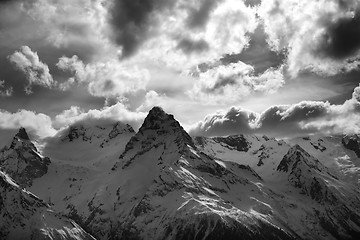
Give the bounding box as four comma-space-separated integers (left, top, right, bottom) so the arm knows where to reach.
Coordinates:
0, 0, 359, 144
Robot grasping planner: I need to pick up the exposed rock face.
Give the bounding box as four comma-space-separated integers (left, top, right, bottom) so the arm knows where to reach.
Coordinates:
0, 171, 95, 240
342, 134, 360, 157
108, 122, 135, 139
116, 106, 195, 169
212, 135, 251, 152
61, 121, 135, 148
15, 127, 30, 140
276, 145, 360, 240
277, 145, 334, 202
0, 128, 50, 187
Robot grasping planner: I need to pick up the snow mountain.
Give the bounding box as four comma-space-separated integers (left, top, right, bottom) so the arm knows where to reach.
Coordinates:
1, 107, 360, 240
289, 135, 360, 185
0, 170, 95, 240
342, 134, 360, 158
194, 134, 290, 180
0, 127, 50, 187
194, 132, 360, 239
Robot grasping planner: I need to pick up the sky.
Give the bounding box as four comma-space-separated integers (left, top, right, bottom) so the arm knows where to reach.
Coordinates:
0, 0, 359, 144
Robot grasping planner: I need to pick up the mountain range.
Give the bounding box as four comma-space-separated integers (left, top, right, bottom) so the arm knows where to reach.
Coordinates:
1, 106, 360, 240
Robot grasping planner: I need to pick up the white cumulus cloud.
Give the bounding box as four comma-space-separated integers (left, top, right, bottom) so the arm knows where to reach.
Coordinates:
8, 46, 55, 94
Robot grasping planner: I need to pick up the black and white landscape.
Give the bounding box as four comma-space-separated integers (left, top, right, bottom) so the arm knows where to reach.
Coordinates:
1, 0, 360, 239
1, 107, 360, 239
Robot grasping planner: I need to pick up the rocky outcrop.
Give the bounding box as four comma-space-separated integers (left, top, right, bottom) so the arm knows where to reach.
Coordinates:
0, 128, 50, 187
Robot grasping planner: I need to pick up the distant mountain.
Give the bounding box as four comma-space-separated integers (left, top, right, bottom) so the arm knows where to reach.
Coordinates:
0, 170, 95, 240
289, 135, 360, 185
43, 120, 135, 169
342, 134, 360, 158
0, 127, 50, 187
195, 131, 360, 239
194, 134, 290, 179
1, 107, 360, 240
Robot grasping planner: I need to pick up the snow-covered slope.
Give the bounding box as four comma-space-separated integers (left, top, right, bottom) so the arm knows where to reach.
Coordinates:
0, 170, 95, 240
274, 145, 360, 240
26, 120, 137, 224
194, 133, 360, 239
289, 135, 360, 185
44, 120, 135, 169
24, 107, 297, 239
2, 108, 360, 240
194, 135, 290, 180
0, 128, 50, 187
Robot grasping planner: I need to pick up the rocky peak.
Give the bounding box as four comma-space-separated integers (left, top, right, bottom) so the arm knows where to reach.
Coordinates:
137, 106, 194, 146
15, 127, 30, 140
8, 127, 36, 151
108, 122, 135, 139
140, 106, 179, 131
64, 125, 88, 142
0, 128, 50, 187
277, 145, 339, 204
342, 134, 360, 157
277, 144, 319, 172
213, 134, 250, 152
115, 107, 195, 169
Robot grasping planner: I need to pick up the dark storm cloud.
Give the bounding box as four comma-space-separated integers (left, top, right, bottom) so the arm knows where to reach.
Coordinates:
187, 0, 219, 29
221, 25, 286, 74
101, 79, 116, 92
244, 0, 261, 7
177, 38, 210, 54
108, 0, 174, 58
0, 0, 16, 3
207, 76, 237, 92
318, 12, 360, 59
259, 0, 360, 76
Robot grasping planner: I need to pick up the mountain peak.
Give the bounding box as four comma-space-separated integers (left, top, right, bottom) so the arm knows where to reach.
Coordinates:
148, 106, 166, 118
15, 127, 30, 140
342, 134, 360, 157
115, 107, 195, 169
141, 106, 175, 130
277, 144, 314, 172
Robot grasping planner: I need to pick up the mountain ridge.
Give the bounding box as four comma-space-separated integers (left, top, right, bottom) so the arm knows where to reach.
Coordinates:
0, 107, 360, 240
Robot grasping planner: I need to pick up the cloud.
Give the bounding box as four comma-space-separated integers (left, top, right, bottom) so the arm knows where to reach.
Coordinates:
353, 84, 360, 102
258, 0, 360, 77
122, 0, 258, 71
188, 62, 285, 104
186, 0, 220, 29
107, 0, 175, 58
53, 102, 147, 131
189, 106, 258, 136
177, 38, 210, 54
0, 80, 13, 97
56, 55, 149, 98
8, 46, 54, 94
0, 0, 17, 4
189, 84, 360, 137
0, 109, 56, 139
136, 90, 169, 112
0, 0, 117, 64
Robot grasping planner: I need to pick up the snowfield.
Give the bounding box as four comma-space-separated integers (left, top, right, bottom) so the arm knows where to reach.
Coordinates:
1, 107, 360, 240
